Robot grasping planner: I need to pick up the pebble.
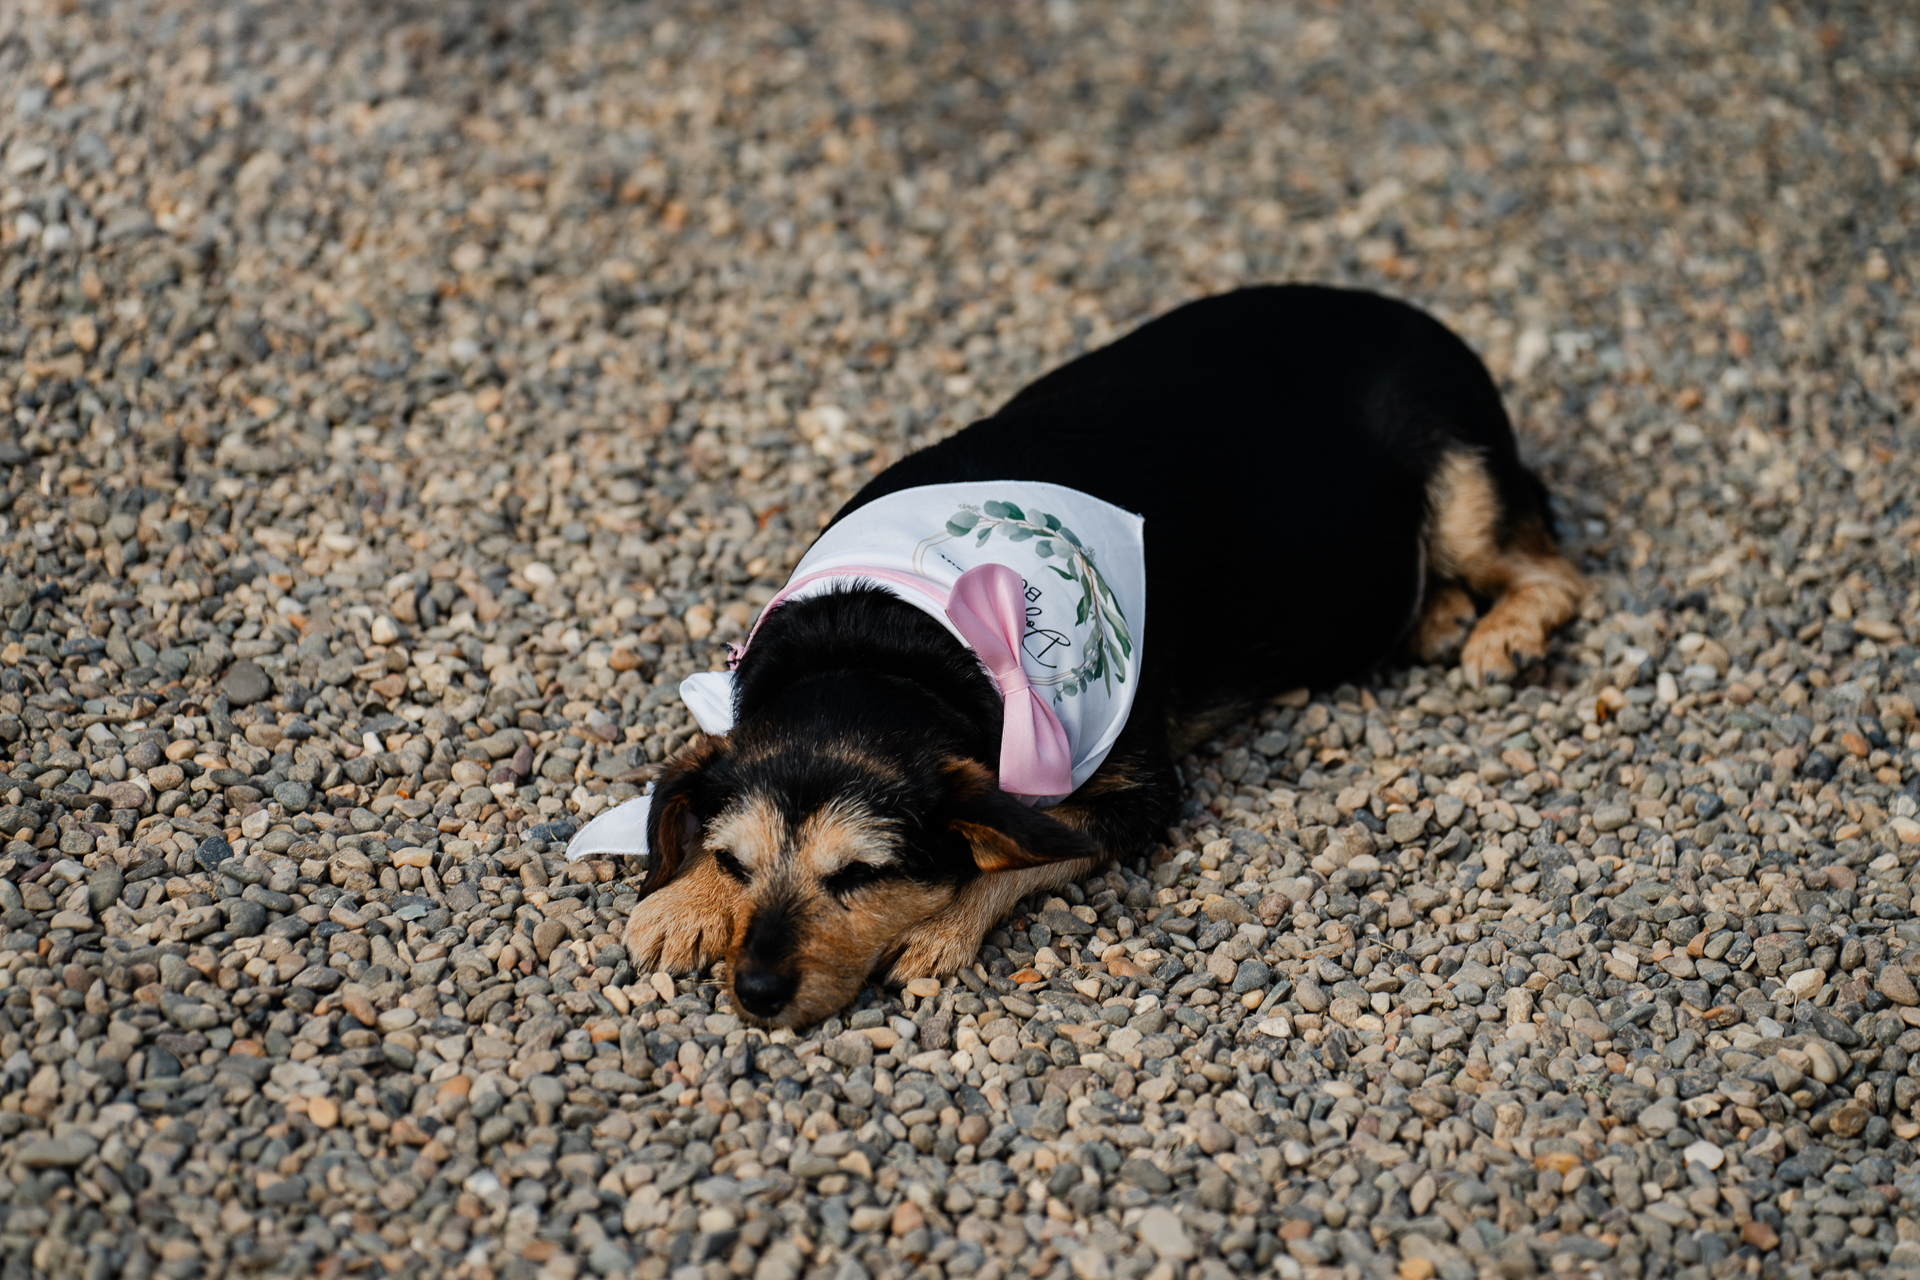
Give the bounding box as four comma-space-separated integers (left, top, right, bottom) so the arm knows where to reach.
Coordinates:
219, 661, 274, 707
1135, 1207, 1196, 1262
1684, 1139, 1725, 1171
1878, 964, 1919, 1007
15, 1134, 97, 1168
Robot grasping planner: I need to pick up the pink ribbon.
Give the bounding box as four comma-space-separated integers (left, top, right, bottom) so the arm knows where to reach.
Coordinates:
945, 563, 1073, 797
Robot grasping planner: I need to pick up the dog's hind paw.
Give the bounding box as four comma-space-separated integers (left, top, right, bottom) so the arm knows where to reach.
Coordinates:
1459, 616, 1543, 687
1413, 584, 1477, 663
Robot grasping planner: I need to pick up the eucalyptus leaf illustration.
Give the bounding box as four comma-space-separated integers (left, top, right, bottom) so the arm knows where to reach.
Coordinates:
935, 499, 1133, 702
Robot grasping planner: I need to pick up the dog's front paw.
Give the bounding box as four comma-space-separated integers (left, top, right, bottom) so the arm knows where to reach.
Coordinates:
623, 863, 739, 974
883, 916, 992, 987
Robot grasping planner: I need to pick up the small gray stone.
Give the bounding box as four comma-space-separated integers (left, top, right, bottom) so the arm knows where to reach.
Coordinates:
1876, 964, 1918, 1007
1120, 1158, 1172, 1194
823, 1033, 874, 1070
1638, 1101, 1680, 1135
194, 836, 233, 874
591, 1068, 647, 1093
293, 965, 344, 992
467, 984, 515, 1023
1385, 810, 1428, 844
164, 998, 219, 1031
789, 1152, 840, 1179
528, 1074, 567, 1107
1231, 959, 1272, 994
1038, 908, 1094, 936
1136, 1206, 1195, 1261
588, 1239, 633, 1277
274, 779, 315, 812
221, 660, 273, 707
222, 898, 267, 937
1592, 805, 1632, 833
258, 1176, 309, 1206
88, 863, 124, 914
16, 1133, 97, 1168
1406, 884, 1446, 914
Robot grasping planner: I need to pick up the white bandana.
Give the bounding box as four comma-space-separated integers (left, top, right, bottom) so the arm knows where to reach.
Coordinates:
567, 481, 1147, 859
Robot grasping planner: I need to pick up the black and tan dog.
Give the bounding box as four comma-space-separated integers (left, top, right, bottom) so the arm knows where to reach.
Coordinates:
626, 285, 1582, 1026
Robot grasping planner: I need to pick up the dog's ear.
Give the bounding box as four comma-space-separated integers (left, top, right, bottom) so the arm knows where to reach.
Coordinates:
944, 759, 1100, 872
638, 735, 727, 897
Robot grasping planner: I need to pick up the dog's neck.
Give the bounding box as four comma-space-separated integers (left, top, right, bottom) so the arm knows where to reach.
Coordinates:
730, 586, 1002, 755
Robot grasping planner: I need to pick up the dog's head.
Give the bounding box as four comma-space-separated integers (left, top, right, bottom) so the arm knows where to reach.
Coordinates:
637, 672, 1095, 1027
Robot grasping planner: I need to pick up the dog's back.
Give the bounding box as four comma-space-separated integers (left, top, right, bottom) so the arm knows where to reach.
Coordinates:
838, 284, 1570, 734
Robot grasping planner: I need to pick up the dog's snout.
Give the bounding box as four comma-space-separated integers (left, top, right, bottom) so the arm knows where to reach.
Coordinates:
735, 902, 803, 1019
733, 965, 798, 1019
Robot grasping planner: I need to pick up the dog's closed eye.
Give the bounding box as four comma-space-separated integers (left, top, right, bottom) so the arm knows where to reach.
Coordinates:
711, 847, 751, 883
822, 861, 893, 897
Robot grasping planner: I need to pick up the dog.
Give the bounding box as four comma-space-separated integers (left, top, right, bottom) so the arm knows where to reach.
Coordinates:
622, 284, 1582, 1027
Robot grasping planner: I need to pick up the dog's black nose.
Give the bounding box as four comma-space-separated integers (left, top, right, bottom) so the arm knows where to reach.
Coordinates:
734, 966, 797, 1019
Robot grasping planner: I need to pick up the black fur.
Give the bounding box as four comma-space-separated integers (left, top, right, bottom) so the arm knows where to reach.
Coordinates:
653, 285, 1554, 901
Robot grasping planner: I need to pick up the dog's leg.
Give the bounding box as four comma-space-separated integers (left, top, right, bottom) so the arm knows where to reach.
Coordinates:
1426, 450, 1583, 686
885, 744, 1175, 983
1411, 582, 1477, 663
623, 854, 741, 973
884, 855, 1103, 982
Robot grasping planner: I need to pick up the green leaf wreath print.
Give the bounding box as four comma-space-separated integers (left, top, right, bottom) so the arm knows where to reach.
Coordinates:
935, 500, 1132, 702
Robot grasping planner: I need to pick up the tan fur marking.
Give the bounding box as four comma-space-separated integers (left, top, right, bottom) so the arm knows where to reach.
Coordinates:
1426, 451, 1506, 584
952, 820, 1040, 872
794, 800, 897, 878
704, 795, 787, 874
1071, 757, 1147, 799
779, 880, 954, 1026
624, 852, 746, 974
1425, 451, 1584, 685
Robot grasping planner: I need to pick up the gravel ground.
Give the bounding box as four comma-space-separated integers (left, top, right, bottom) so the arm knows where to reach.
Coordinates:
1, 2, 1918, 1279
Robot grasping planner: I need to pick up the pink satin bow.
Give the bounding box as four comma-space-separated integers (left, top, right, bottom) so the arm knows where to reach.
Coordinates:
946, 563, 1074, 797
